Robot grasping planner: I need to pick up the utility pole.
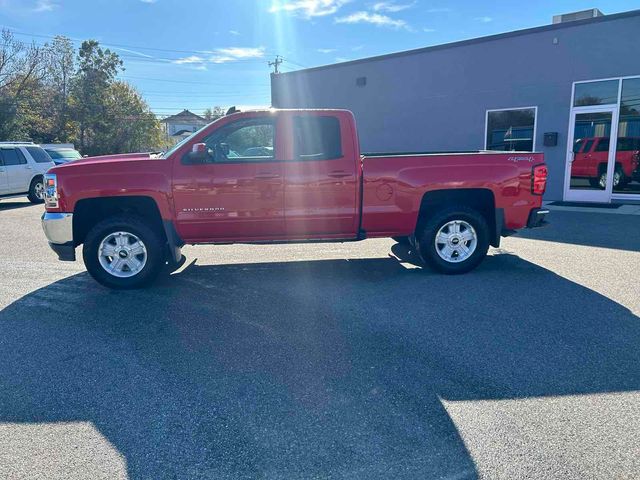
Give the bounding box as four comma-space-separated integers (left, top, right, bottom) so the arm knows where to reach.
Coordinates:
269, 55, 283, 74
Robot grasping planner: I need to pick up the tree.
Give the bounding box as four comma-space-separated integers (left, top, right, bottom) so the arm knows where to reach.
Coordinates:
203, 106, 225, 122
0, 29, 49, 140
93, 81, 164, 153
70, 40, 123, 154
46, 36, 76, 142
0, 31, 165, 154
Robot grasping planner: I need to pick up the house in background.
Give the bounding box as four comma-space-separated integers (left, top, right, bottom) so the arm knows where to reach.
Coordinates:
161, 109, 208, 146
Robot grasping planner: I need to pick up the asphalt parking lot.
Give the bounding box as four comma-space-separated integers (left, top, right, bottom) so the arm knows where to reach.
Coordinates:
0, 199, 638, 480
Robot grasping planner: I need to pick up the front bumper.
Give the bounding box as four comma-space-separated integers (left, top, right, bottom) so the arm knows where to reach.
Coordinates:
527, 208, 550, 228
42, 212, 76, 261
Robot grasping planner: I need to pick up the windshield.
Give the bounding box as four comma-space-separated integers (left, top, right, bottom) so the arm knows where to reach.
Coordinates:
162, 122, 213, 159
46, 149, 82, 159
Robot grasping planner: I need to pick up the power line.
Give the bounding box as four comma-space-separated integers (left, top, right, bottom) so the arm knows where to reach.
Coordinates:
268, 55, 283, 74
4, 28, 280, 57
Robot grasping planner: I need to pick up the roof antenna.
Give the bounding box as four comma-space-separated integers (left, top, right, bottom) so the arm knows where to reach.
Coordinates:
226, 106, 239, 115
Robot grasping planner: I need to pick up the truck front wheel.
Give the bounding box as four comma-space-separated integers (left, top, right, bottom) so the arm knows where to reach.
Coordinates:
417, 206, 490, 275
83, 215, 165, 289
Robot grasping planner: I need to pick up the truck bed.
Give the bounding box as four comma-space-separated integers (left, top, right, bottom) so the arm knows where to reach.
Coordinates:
360, 151, 545, 237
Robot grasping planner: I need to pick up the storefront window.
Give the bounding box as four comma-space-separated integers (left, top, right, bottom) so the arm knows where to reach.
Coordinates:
485, 108, 536, 151
574, 80, 619, 107
613, 78, 640, 194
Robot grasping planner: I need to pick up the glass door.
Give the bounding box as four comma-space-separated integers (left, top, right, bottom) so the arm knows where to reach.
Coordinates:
565, 107, 619, 202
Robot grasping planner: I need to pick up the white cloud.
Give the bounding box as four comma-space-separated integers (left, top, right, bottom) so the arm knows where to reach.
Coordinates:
372, 1, 414, 13
351, 45, 364, 51
209, 46, 265, 63
426, 7, 451, 13
140, 0, 157, 3
269, 0, 350, 18
173, 55, 206, 65
423, 27, 436, 32
317, 48, 337, 53
335, 11, 408, 29
173, 47, 266, 66
33, 0, 58, 12
229, 30, 241, 36
475, 16, 493, 23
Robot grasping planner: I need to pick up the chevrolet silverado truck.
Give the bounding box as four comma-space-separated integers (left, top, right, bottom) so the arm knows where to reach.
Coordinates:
41, 109, 548, 289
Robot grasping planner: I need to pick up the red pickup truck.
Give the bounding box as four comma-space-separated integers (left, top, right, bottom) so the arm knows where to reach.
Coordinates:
41, 109, 548, 289
571, 136, 640, 189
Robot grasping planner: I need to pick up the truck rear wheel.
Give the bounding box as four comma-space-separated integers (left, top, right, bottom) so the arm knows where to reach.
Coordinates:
417, 206, 490, 275
83, 215, 165, 289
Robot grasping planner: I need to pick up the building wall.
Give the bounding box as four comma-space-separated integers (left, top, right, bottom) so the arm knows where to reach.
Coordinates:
271, 13, 640, 200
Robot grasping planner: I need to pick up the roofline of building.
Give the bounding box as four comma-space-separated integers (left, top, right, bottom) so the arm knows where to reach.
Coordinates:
276, 9, 640, 77
161, 109, 206, 123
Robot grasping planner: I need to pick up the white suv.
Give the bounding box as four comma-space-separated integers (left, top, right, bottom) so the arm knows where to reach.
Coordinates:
0, 142, 55, 204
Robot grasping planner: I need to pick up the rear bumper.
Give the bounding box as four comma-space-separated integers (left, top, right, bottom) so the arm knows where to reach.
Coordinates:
42, 212, 76, 261
526, 208, 550, 228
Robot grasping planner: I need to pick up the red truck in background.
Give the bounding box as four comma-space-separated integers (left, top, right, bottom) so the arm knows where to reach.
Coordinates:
571, 136, 640, 189
41, 109, 548, 289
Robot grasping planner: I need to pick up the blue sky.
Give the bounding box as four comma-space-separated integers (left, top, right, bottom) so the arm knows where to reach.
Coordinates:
1, 0, 638, 118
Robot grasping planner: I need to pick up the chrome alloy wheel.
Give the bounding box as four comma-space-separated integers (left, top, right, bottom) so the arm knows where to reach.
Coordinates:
34, 181, 45, 200
98, 231, 147, 278
434, 220, 478, 263
599, 170, 622, 189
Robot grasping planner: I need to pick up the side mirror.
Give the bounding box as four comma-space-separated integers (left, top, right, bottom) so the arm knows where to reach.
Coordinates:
186, 142, 209, 163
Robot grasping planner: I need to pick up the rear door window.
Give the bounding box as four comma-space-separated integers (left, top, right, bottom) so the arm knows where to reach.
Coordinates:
617, 138, 640, 151
0, 148, 27, 166
595, 138, 610, 152
293, 116, 342, 161
26, 147, 53, 163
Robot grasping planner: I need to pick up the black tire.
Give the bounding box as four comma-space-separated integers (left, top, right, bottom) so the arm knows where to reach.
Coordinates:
417, 206, 490, 275
27, 176, 44, 204
392, 236, 411, 245
83, 215, 166, 289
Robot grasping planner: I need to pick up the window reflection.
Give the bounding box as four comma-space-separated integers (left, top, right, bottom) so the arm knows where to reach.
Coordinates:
486, 108, 536, 151
574, 80, 619, 107
613, 78, 640, 194
569, 112, 612, 191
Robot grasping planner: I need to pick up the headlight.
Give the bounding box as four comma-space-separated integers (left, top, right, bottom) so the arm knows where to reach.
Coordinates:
44, 173, 59, 208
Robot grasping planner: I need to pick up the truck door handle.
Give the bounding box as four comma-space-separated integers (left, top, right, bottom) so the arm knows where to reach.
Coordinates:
254, 173, 280, 179
25, 165, 32, 170
328, 171, 350, 178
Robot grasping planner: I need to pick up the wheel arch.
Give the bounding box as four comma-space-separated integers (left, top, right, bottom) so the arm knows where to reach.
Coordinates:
417, 188, 500, 247
29, 173, 44, 186
72, 196, 182, 261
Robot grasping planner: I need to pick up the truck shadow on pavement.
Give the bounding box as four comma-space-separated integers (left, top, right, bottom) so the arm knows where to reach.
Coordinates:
0, 252, 638, 479
0, 201, 35, 212
515, 210, 640, 252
